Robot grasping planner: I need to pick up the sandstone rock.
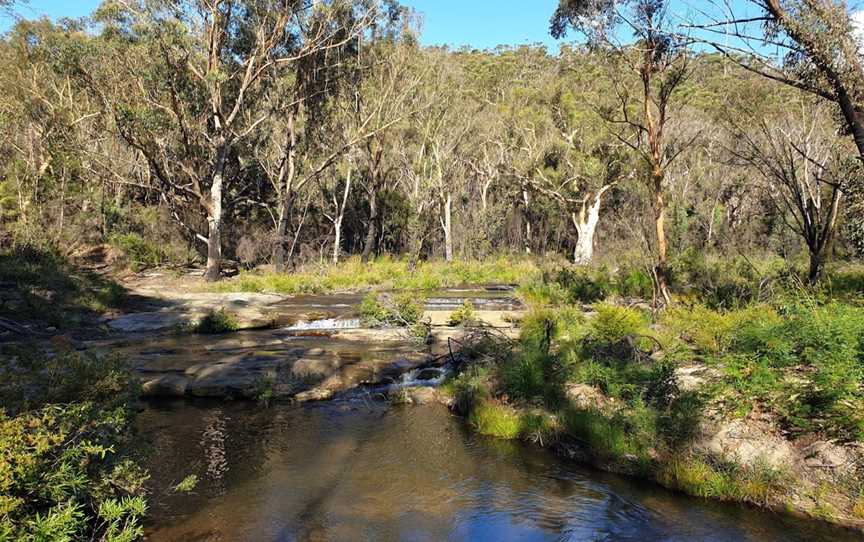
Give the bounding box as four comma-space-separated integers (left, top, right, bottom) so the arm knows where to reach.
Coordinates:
407, 386, 438, 405
108, 312, 184, 333
565, 383, 609, 410
141, 374, 188, 397
694, 418, 796, 470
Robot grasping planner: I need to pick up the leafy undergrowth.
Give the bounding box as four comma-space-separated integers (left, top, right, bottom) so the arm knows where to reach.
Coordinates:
0, 346, 147, 540
0, 245, 128, 331
211, 256, 540, 295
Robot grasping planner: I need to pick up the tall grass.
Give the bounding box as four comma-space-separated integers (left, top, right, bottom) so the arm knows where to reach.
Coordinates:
211, 256, 540, 294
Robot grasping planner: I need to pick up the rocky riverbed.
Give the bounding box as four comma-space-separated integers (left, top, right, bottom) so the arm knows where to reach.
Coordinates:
91, 278, 525, 401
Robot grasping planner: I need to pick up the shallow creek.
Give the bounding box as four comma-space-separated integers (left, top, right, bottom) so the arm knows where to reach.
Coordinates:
139, 399, 860, 542
111, 286, 861, 540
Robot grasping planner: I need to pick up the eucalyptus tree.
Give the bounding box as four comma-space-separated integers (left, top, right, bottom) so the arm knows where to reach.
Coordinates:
552, 0, 694, 303
85, 0, 380, 280
730, 100, 849, 282
689, 0, 864, 265
397, 47, 477, 262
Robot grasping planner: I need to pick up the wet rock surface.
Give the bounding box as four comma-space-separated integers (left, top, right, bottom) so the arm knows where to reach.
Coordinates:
93, 283, 524, 401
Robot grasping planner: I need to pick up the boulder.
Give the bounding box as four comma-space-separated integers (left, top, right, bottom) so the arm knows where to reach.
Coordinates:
565, 383, 610, 410
694, 418, 796, 471
141, 374, 189, 397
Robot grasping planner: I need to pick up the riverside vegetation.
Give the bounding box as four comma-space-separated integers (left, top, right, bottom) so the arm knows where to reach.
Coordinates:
441, 260, 864, 527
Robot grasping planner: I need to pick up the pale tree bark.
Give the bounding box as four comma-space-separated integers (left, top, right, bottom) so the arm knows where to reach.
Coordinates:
325, 164, 353, 265
273, 106, 298, 272
441, 192, 453, 262
522, 183, 532, 254
571, 185, 611, 265
205, 142, 228, 282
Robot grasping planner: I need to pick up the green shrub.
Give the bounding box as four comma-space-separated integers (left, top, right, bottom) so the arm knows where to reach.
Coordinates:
517, 276, 569, 306
588, 304, 646, 345
448, 366, 492, 415
645, 361, 679, 408
0, 348, 147, 541
561, 407, 638, 461
109, 233, 165, 271
660, 305, 742, 353
557, 267, 612, 304
669, 249, 770, 309
618, 267, 653, 298
448, 300, 477, 327
393, 292, 425, 325
193, 308, 239, 334
359, 292, 427, 327
502, 355, 546, 402
359, 293, 389, 326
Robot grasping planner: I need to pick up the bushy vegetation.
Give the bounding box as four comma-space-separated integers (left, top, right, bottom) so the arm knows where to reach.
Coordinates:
445, 262, 864, 522
192, 308, 240, 334
108, 233, 167, 272
0, 347, 147, 541
518, 265, 653, 306
359, 291, 427, 328
448, 301, 477, 327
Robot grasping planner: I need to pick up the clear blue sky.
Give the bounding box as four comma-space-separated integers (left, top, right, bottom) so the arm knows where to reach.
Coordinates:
5, 0, 567, 49
2, 0, 787, 52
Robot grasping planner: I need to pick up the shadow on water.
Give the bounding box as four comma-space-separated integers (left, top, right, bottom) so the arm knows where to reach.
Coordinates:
138, 399, 862, 542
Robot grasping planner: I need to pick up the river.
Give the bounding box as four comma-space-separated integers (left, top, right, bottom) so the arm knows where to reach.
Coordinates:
138, 398, 861, 541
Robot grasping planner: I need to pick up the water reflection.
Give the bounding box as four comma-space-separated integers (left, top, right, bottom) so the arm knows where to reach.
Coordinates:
139, 400, 860, 542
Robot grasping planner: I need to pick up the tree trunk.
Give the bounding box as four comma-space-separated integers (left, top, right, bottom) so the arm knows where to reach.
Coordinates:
442, 193, 453, 262
571, 186, 608, 265
273, 108, 298, 272
808, 250, 824, 284
361, 188, 378, 264
332, 165, 352, 265
333, 219, 342, 265
522, 186, 532, 254
651, 173, 672, 304
204, 145, 227, 282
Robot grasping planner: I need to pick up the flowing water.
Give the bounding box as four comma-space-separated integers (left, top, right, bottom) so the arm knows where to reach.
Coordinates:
139, 399, 861, 542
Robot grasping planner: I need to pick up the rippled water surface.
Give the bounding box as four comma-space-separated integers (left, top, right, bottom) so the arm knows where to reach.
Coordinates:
140, 400, 861, 542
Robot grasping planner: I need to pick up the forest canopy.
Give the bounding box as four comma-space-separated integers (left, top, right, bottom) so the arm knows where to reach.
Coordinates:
0, 0, 862, 288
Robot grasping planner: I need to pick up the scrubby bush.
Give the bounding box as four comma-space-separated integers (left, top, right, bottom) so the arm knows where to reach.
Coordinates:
0, 348, 147, 541
193, 308, 239, 334
669, 249, 769, 309
448, 300, 477, 327
618, 267, 653, 298
587, 304, 646, 346
358, 292, 427, 327
109, 232, 165, 271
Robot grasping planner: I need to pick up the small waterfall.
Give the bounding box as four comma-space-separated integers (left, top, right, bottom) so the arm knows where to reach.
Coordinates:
392, 366, 448, 389
285, 318, 361, 331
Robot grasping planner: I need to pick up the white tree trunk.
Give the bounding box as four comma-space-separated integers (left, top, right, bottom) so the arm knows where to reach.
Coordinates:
332, 165, 352, 265
572, 185, 610, 265
443, 193, 453, 262
332, 219, 342, 264
205, 146, 227, 282
522, 186, 532, 254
